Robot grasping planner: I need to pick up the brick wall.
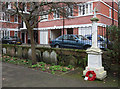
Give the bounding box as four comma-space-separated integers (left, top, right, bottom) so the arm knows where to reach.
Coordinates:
73, 28, 78, 35
10, 31, 14, 36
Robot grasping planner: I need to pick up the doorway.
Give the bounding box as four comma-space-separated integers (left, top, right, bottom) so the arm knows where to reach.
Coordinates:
67, 28, 73, 34
34, 30, 38, 44
51, 29, 61, 40
22, 33, 25, 43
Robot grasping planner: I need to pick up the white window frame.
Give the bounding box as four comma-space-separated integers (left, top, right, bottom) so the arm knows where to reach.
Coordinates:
41, 14, 48, 21
14, 15, 18, 22
53, 9, 60, 19
86, 4, 89, 14
67, 6, 74, 17
0, 12, 5, 21
5, 13, 10, 22
109, 8, 111, 18
89, 3, 93, 14
8, 2, 11, 9
14, 31, 18, 37
24, 3, 27, 12
78, 3, 93, 16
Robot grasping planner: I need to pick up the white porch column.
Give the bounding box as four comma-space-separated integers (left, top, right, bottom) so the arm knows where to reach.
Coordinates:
23, 21, 27, 29
83, 8, 107, 80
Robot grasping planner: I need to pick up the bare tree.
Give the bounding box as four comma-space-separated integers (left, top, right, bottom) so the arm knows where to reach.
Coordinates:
4, 2, 76, 64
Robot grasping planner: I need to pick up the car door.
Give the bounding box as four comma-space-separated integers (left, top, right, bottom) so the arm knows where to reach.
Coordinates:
60, 35, 69, 48
75, 35, 87, 49
65, 35, 78, 48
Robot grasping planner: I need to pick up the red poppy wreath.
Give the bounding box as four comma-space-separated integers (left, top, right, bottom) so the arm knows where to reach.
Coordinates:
85, 71, 96, 81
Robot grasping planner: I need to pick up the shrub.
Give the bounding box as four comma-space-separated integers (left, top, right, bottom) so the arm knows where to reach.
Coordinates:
103, 25, 120, 70
51, 71, 55, 74
62, 67, 68, 72
67, 65, 74, 69
42, 68, 46, 71
106, 25, 120, 63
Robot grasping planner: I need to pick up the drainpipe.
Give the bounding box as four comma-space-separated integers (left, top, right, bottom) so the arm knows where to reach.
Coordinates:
62, 4, 65, 43
118, 1, 120, 28
63, 5, 65, 36
112, 0, 114, 25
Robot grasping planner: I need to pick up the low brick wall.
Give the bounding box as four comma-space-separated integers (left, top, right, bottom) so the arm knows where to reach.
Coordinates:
2, 44, 87, 66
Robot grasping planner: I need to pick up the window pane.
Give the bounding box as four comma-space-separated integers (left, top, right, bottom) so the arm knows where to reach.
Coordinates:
89, 3, 92, 13
83, 5, 85, 15
79, 5, 82, 15
109, 8, 111, 17
14, 15, 18, 22
86, 4, 88, 14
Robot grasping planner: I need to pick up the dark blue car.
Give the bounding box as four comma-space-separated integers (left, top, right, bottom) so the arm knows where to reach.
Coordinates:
85, 35, 111, 48
50, 34, 106, 50
85, 35, 107, 43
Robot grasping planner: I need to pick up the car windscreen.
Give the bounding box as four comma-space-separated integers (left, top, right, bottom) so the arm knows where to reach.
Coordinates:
76, 35, 88, 40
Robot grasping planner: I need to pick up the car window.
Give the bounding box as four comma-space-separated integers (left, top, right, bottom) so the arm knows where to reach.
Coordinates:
76, 35, 88, 40
68, 35, 76, 41
63, 35, 68, 40
57, 35, 67, 40
58, 36, 62, 40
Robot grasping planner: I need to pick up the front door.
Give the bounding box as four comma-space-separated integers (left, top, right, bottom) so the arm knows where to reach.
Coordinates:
34, 31, 38, 44
67, 28, 73, 34
22, 33, 25, 43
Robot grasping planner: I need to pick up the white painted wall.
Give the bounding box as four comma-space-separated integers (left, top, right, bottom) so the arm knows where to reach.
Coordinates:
0, 30, 10, 39
51, 29, 61, 40
78, 26, 92, 36
40, 30, 48, 44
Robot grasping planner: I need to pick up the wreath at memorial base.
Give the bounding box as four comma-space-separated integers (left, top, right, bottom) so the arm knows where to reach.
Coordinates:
85, 71, 96, 81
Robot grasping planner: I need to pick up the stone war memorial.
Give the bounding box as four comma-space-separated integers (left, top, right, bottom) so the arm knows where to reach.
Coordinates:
83, 7, 107, 80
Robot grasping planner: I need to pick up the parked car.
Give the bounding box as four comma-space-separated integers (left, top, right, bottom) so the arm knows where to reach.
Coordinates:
85, 35, 107, 42
50, 34, 106, 50
85, 35, 111, 49
2, 36, 22, 45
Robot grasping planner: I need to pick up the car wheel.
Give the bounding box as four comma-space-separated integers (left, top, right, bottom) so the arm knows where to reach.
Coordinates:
55, 45, 60, 48
84, 45, 91, 50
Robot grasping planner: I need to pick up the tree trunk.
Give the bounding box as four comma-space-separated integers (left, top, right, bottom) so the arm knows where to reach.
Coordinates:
28, 28, 37, 64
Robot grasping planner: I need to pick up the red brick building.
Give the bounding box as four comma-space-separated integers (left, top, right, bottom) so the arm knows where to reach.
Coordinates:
37, 0, 118, 44
0, 1, 118, 44
0, 2, 20, 39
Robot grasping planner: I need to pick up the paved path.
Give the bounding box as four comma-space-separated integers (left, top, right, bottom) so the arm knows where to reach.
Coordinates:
2, 62, 117, 87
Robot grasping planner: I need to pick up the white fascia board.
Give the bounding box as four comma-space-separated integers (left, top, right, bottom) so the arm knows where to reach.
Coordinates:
97, 13, 118, 22
0, 28, 18, 31
37, 23, 107, 30
87, 0, 118, 12
20, 28, 27, 30
97, 23, 107, 27
37, 24, 92, 30
19, 11, 30, 14
87, 0, 100, 3
100, 0, 118, 12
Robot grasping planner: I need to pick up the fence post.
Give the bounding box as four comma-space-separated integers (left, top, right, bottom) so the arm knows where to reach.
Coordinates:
83, 8, 107, 80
